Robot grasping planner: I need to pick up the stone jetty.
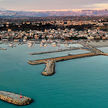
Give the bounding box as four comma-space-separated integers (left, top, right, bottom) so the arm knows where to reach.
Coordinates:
42, 60, 55, 76
0, 91, 33, 106
28, 53, 99, 65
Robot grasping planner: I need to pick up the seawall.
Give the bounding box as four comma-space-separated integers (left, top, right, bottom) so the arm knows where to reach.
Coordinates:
28, 53, 99, 65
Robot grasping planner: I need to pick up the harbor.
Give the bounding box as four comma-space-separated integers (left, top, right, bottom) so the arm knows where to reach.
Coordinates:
1, 42, 108, 108
28, 42, 106, 76
0, 4, 107, 108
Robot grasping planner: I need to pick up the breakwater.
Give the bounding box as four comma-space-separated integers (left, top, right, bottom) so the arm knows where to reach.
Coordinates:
0, 91, 33, 106
102, 53, 108, 56
42, 60, 55, 76
28, 53, 100, 76
28, 53, 99, 65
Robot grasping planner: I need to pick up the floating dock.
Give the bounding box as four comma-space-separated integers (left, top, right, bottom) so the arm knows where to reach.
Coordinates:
0, 91, 33, 106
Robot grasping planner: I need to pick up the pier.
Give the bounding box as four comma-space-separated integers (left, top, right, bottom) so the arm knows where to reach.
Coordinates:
30, 47, 83, 55
0, 91, 33, 106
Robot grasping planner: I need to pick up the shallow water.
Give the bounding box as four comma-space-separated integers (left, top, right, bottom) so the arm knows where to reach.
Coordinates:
0, 44, 108, 108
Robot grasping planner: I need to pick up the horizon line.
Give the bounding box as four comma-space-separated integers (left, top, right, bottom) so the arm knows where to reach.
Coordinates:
5, 8, 108, 12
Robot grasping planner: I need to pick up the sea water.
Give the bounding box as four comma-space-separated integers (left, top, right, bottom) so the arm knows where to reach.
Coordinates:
0, 43, 108, 108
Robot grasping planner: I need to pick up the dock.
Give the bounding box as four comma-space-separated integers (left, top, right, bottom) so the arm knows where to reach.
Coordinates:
0, 91, 33, 106
29, 47, 82, 55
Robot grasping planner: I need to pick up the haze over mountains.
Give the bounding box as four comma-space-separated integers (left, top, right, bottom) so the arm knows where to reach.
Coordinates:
0, 9, 108, 17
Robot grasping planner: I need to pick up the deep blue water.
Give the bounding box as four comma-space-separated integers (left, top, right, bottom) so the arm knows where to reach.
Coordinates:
0, 43, 108, 108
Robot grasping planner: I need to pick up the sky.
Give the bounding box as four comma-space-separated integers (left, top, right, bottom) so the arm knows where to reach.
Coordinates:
0, 0, 108, 11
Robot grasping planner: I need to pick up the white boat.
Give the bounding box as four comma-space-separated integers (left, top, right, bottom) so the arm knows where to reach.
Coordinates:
8, 43, 16, 47
27, 41, 34, 48
44, 44, 47, 47
64, 43, 68, 47
40, 42, 44, 47
23, 39, 27, 42
52, 42, 57, 47
0, 47, 7, 50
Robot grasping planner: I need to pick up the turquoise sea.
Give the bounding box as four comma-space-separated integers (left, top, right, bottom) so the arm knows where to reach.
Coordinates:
0, 43, 108, 108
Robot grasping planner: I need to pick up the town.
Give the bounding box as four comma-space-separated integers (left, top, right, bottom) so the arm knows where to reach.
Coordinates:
0, 16, 108, 42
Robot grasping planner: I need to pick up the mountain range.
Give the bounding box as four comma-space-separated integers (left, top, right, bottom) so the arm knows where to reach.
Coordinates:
0, 9, 108, 17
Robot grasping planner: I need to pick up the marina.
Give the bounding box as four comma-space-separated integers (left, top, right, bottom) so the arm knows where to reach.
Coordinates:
1, 42, 108, 108
28, 42, 106, 76
0, 1, 108, 107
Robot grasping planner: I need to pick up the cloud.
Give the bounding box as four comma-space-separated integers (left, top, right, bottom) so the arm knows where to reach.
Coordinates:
93, 3, 108, 9
86, 3, 108, 9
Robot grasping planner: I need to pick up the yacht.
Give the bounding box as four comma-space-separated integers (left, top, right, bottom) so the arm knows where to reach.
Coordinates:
27, 41, 34, 48
52, 42, 57, 47
8, 43, 16, 47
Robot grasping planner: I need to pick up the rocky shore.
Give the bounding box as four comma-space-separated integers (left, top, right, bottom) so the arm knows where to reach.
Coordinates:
0, 91, 33, 106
